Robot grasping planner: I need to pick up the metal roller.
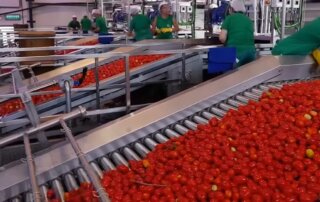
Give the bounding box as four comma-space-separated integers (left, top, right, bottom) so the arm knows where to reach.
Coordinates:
173, 124, 189, 134
243, 92, 260, 100
64, 173, 79, 191
40, 185, 49, 202
111, 152, 128, 166
201, 111, 216, 120
164, 128, 180, 138
25, 193, 34, 202
235, 95, 249, 103
123, 147, 141, 161
90, 162, 104, 179
193, 115, 208, 124
100, 157, 116, 171
258, 84, 269, 91
210, 107, 226, 117
184, 120, 197, 130
266, 84, 281, 89
144, 138, 158, 150
154, 133, 169, 143
76, 168, 91, 183
51, 179, 65, 201
219, 103, 236, 111
134, 142, 150, 157
251, 88, 263, 95
227, 99, 244, 107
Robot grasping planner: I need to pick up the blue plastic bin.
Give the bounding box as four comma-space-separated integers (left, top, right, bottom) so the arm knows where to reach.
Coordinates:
99, 33, 113, 44
208, 47, 236, 74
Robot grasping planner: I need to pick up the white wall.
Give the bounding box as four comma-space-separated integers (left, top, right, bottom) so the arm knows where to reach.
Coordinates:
0, 1, 95, 27
33, 6, 92, 27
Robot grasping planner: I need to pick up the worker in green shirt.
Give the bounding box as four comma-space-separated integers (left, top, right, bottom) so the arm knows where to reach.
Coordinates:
81, 15, 92, 34
68, 15, 81, 34
272, 17, 320, 65
219, 0, 256, 67
92, 9, 112, 44
152, 2, 179, 39
128, 7, 153, 41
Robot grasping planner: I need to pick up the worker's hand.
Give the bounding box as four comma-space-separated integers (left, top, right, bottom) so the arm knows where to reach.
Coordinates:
312, 49, 320, 66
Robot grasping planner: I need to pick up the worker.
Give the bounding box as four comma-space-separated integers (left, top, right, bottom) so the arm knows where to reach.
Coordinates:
152, 2, 179, 39
68, 15, 81, 34
92, 9, 112, 44
81, 15, 92, 34
128, 7, 153, 41
272, 17, 320, 64
219, 0, 256, 67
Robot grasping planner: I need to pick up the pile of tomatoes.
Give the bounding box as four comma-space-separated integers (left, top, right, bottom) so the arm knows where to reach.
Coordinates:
0, 54, 169, 117
55, 39, 99, 55
48, 80, 320, 202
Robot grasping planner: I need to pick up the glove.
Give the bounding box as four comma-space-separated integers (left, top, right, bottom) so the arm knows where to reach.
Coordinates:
312, 49, 320, 66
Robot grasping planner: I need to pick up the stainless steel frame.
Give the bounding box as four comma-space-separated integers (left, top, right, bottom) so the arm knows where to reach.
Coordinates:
0, 55, 317, 201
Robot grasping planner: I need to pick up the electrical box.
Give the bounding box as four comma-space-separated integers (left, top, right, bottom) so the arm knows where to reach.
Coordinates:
180, 6, 186, 13
187, 6, 192, 13
292, 0, 300, 8
271, 0, 291, 8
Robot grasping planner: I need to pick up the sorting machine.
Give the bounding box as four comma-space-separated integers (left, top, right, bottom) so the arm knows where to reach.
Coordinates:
1, 55, 319, 201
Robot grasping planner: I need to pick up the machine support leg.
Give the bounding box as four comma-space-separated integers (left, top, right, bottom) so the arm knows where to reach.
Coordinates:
59, 120, 110, 202
23, 133, 42, 202
64, 81, 72, 114
281, 0, 287, 39
94, 57, 101, 122
124, 55, 131, 113
181, 53, 187, 82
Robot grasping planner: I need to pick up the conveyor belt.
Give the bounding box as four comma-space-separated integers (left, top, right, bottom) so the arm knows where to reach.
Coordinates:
0, 41, 202, 134
1, 56, 318, 201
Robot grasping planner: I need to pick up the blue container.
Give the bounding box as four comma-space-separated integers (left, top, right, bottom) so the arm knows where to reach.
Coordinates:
208, 47, 236, 74
99, 33, 114, 44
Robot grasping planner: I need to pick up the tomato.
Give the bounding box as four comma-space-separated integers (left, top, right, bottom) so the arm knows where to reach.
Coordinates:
48, 80, 320, 202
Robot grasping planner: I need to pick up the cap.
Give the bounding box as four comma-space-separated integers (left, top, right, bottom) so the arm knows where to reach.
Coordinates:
159, 2, 169, 10
72, 15, 77, 18
230, 0, 246, 12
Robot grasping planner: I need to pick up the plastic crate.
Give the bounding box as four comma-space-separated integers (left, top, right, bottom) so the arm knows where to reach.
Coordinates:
208, 47, 236, 74
98, 33, 114, 44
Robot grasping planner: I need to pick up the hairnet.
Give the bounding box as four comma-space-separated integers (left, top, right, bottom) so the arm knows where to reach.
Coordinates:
130, 6, 141, 15
159, 2, 169, 10
72, 15, 77, 18
92, 9, 102, 15
230, 0, 246, 12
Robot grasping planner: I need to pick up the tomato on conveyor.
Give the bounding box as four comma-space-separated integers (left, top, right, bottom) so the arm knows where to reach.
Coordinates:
55, 39, 99, 55
0, 54, 169, 117
49, 80, 320, 202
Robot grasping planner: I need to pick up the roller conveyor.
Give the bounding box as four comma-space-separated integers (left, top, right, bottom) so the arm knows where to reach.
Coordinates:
0, 40, 203, 134
1, 55, 319, 201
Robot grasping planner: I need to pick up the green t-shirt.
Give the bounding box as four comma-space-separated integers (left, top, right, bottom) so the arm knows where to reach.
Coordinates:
221, 13, 255, 55
156, 16, 174, 39
81, 18, 92, 31
272, 17, 320, 55
130, 14, 152, 41
95, 16, 108, 34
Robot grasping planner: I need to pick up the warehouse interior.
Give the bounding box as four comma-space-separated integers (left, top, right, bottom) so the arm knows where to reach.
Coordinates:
0, 0, 320, 201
